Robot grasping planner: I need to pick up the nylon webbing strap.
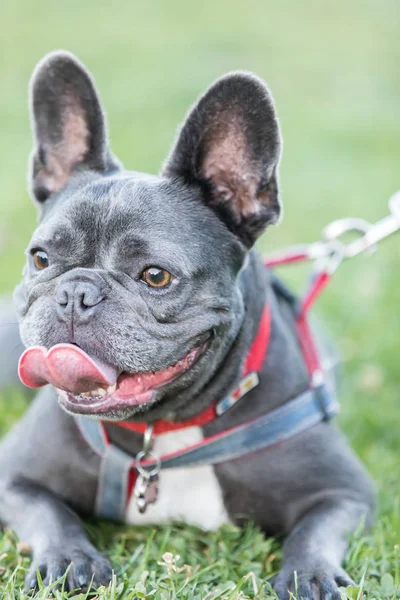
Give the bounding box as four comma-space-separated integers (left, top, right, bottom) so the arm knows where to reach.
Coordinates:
76, 384, 339, 520
96, 445, 132, 520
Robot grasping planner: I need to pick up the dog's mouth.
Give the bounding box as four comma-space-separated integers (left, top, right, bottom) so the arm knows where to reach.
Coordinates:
18, 337, 209, 417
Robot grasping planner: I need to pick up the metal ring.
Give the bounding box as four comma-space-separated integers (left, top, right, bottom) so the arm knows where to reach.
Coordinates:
322, 217, 376, 259
135, 449, 161, 478
313, 239, 344, 275
322, 217, 372, 242
324, 218, 372, 240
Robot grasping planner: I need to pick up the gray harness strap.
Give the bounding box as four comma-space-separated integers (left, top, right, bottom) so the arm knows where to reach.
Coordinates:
96, 445, 132, 520
74, 418, 134, 520
76, 383, 339, 521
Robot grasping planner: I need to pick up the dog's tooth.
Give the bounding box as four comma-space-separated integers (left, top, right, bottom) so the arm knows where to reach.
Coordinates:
73, 384, 115, 401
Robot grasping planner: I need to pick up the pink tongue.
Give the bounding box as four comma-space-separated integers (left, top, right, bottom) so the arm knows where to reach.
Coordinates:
18, 344, 118, 394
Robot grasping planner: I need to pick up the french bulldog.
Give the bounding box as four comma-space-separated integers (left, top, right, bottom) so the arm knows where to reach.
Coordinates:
0, 51, 375, 598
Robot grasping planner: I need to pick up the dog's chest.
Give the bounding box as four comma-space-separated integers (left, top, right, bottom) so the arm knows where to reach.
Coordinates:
125, 426, 230, 529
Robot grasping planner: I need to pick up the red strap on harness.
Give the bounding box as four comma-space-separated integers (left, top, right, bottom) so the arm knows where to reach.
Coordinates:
114, 304, 271, 436
296, 313, 322, 378
297, 272, 332, 378
263, 255, 331, 379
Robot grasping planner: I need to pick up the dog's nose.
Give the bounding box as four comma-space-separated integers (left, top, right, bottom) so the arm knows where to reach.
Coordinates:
55, 275, 107, 323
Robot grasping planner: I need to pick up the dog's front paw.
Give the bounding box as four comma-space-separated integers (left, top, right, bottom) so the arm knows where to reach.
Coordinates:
25, 546, 113, 592
272, 560, 354, 600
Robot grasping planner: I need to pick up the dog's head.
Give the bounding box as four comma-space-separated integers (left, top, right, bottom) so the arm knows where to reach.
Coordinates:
15, 52, 282, 420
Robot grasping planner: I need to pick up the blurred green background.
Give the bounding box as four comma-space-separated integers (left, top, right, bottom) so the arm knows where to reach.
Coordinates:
0, 0, 399, 596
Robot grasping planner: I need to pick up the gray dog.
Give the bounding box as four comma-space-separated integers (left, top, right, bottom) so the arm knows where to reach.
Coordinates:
0, 52, 375, 599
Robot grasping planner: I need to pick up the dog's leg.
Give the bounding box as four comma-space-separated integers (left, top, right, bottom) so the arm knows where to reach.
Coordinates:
0, 480, 112, 591
273, 498, 369, 600
215, 418, 374, 600
0, 386, 112, 591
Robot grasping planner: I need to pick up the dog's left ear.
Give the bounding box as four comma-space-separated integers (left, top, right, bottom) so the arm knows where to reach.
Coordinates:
163, 72, 282, 247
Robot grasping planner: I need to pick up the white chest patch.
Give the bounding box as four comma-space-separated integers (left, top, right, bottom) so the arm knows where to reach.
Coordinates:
125, 426, 230, 530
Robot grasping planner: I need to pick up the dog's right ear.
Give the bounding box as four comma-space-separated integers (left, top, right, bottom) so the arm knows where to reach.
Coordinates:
29, 51, 119, 204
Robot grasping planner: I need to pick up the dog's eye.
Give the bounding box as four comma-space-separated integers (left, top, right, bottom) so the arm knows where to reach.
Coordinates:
141, 267, 173, 288
32, 249, 49, 271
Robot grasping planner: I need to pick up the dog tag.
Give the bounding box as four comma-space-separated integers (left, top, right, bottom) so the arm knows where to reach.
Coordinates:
134, 426, 161, 513
134, 472, 159, 513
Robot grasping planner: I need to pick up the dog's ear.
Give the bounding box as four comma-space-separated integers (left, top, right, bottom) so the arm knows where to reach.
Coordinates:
29, 51, 118, 203
163, 72, 282, 247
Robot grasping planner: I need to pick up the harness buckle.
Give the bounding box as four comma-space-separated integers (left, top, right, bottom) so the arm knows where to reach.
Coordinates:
313, 381, 333, 422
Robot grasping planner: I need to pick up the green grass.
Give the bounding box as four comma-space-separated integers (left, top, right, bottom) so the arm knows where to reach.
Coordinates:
0, 0, 400, 597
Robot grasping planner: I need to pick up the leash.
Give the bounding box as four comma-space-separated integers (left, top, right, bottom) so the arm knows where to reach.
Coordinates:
76, 190, 400, 521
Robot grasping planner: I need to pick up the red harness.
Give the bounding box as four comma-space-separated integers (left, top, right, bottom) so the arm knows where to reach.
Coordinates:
76, 202, 400, 519
84, 255, 333, 515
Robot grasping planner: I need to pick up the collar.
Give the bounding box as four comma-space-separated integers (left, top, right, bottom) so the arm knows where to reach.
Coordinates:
109, 304, 272, 435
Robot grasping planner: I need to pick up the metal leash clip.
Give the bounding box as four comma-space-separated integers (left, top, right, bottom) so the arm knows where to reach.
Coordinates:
265, 190, 400, 273
133, 425, 161, 513
322, 190, 400, 260
264, 191, 400, 316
